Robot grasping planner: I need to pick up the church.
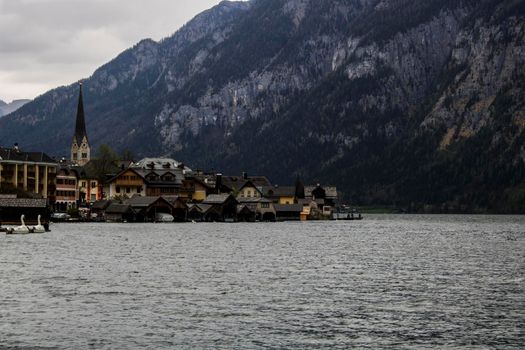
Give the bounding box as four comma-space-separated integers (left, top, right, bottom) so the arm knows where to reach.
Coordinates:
70, 83, 91, 166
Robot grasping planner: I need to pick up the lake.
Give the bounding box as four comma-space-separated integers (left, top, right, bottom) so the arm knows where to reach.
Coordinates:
1, 215, 524, 349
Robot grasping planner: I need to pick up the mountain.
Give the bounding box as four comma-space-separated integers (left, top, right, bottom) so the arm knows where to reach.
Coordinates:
0, 99, 30, 117
1, 0, 524, 212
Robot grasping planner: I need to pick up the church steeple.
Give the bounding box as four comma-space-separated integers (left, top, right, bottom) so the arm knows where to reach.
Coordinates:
74, 83, 88, 144
71, 83, 91, 166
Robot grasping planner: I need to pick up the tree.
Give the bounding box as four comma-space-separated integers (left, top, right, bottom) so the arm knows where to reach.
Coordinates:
93, 144, 118, 182
120, 149, 135, 162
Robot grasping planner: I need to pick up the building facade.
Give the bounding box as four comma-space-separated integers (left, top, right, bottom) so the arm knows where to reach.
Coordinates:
0, 146, 57, 201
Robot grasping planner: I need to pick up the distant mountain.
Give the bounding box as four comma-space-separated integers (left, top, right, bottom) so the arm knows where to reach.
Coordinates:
0, 99, 30, 117
1, 0, 524, 212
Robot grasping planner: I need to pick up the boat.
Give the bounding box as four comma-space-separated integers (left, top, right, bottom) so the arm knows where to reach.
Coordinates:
332, 207, 363, 221
32, 215, 46, 233
6, 215, 30, 234
4, 214, 48, 235
155, 212, 174, 223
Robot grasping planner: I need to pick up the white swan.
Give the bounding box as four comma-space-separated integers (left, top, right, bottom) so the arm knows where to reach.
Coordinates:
32, 215, 46, 234
13, 215, 30, 234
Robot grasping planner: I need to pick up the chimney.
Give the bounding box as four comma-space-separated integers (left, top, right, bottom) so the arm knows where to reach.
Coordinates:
216, 173, 222, 194
14, 143, 20, 153
242, 172, 248, 180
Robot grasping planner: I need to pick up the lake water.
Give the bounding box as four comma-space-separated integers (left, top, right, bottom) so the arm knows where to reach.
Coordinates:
1, 215, 524, 349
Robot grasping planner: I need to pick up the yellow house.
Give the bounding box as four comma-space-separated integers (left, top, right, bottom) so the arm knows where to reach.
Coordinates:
264, 186, 296, 204
237, 180, 263, 199
179, 177, 214, 202
105, 168, 145, 199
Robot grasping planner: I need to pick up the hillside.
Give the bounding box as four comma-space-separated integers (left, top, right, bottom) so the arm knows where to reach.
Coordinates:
0, 99, 30, 117
1, 0, 524, 212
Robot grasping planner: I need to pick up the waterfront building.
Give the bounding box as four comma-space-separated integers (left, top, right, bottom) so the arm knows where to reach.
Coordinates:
263, 186, 297, 204
237, 197, 276, 221
217, 173, 273, 196
131, 158, 188, 197
0, 145, 57, 201
70, 83, 91, 166
178, 176, 214, 202
55, 167, 80, 211
105, 168, 145, 199
202, 194, 238, 222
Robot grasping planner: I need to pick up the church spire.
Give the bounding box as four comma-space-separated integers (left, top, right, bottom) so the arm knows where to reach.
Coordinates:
71, 82, 91, 166
74, 82, 88, 143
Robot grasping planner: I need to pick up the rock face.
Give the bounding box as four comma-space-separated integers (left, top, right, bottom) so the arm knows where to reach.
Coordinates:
0, 99, 30, 117
1, 0, 524, 212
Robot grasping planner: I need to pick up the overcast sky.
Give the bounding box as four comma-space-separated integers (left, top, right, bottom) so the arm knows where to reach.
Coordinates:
0, 0, 226, 102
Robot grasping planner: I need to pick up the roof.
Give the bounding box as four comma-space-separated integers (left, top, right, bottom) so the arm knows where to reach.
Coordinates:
106, 167, 144, 183
220, 175, 273, 191
124, 196, 161, 207
267, 186, 295, 197
105, 203, 134, 214
304, 186, 338, 199
237, 204, 256, 214
237, 197, 273, 204
73, 83, 88, 143
274, 204, 303, 212
203, 194, 236, 205
91, 200, 113, 210
80, 159, 121, 180
132, 158, 192, 173
133, 168, 184, 186
0, 198, 47, 208
0, 147, 56, 164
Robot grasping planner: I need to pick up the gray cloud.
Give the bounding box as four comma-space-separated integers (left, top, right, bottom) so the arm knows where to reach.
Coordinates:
0, 0, 225, 101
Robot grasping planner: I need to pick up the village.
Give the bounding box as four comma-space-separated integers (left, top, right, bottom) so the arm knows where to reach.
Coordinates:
0, 84, 356, 226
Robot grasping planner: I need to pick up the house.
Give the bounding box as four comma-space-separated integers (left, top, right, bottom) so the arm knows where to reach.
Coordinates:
178, 176, 215, 202
237, 197, 276, 221
0, 145, 57, 202
186, 203, 223, 222
217, 173, 273, 196
104, 203, 136, 222
274, 204, 303, 221
78, 160, 121, 204
263, 186, 296, 204
304, 185, 338, 207
90, 199, 114, 221
237, 204, 256, 222
202, 194, 238, 222
105, 167, 145, 199
131, 158, 188, 197
55, 166, 80, 211
124, 196, 184, 222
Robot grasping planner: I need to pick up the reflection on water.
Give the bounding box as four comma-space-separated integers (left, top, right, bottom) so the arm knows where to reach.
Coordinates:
1, 215, 524, 349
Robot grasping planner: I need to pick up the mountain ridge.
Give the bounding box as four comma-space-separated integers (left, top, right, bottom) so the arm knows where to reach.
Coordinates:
0, 99, 31, 117
1, 0, 524, 212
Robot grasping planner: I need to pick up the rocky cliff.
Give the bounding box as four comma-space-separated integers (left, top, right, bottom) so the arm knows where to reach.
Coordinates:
1, 0, 524, 212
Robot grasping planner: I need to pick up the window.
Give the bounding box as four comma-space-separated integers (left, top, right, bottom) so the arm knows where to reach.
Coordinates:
126, 187, 131, 194
73, 153, 77, 159
81, 181, 86, 187
137, 186, 142, 193
116, 186, 121, 193
261, 203, 270, 209
82, 153, 88, 158
91, 182, 96, 188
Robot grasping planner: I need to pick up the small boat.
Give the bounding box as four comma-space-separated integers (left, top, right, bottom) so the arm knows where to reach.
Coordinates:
32, 215, 46, 234
155, 212, 174, 223
7, 215, 30, 234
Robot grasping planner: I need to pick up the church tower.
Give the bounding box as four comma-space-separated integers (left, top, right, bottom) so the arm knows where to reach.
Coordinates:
70, 83, 91, 166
